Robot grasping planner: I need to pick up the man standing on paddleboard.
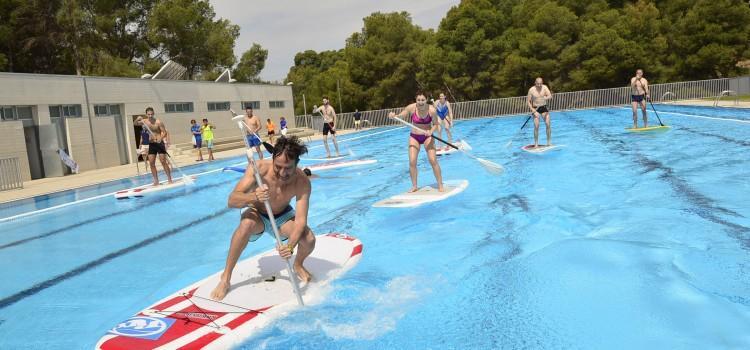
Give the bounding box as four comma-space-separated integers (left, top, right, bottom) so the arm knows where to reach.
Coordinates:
313, 96, 341, 158
527, 77, 553, 148
211, 136, 316, 301
630, 68, 650, 128
244, 107, 264, 160
135, 107, 173, 186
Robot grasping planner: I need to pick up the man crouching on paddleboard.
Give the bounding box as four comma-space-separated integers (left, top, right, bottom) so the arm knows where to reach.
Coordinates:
211, 136, 315, 301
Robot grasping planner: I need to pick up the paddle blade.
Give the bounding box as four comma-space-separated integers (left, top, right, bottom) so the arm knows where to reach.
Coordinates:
183, 175, 195, 185
262, 141, 275, 154
477, 157, 504, 174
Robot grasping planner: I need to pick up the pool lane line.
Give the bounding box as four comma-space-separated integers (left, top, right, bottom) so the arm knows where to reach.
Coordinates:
0, 161, 247, 224
565, 111, 750, 247
306, 126, 406, 151
598, 109, 750, 147
0, 177, 238, 251
0, 207, 234, 310
616, 107, 750, 124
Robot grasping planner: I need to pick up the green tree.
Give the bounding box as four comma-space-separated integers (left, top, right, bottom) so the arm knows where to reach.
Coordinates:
148, 0, 239, 79
233, 43, 268, 83
345, 11, 431, 108
667, 0, 750, 79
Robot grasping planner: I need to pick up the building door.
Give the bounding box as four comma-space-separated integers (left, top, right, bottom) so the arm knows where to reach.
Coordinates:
111, 106, 129, 165
50, 116, 70, 174
22, 121, 44, 180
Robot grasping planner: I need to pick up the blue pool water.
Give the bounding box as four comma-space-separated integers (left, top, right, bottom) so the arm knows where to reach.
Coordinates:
0, 105, 748, 349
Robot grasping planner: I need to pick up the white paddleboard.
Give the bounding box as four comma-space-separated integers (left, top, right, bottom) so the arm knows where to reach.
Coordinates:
95, 233, 363, 350
436, 140, 471, 156
305, 159, 377, 172
521, 144, 564, 154
114, 176, 196, 199
300, 155, 346, 162
373, 179, 469, 208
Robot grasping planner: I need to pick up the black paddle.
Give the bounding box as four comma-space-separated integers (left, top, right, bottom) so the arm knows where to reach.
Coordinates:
505, 114, 533, 148
647, 96, 665, 126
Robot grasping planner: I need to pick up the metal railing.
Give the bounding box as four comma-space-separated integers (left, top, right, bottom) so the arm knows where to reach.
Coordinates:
713, 90, 738, 107
294, 78, 732, 130
0, 157, 23, 191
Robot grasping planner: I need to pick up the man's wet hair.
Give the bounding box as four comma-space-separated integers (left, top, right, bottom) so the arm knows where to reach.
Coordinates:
272, 136, 308, 163
145, 107, 154, 113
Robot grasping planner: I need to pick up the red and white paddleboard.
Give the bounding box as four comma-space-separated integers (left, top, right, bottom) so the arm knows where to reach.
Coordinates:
306, 159, 377, 172
114, 177, 196, 199
95, 233, 363, 350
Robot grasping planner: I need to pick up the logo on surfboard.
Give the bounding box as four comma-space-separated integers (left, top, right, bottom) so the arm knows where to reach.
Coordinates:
108, 316, 175, 340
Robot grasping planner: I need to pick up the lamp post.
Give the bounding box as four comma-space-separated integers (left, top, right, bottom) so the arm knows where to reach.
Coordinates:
286, 82, 308, 128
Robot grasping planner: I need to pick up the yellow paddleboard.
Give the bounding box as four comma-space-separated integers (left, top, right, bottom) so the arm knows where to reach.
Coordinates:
625, 125, 670, 132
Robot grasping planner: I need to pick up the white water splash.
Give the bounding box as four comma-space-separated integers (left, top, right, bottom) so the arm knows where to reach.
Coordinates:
279, 275, 430, 340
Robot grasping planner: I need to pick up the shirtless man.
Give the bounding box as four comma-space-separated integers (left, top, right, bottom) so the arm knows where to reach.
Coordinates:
527, 77, 553, 147
211, 136, 315, 301
313, 97, 341, 158
135, 107, 173, 185
630, 69, 650, 128
243, 107, 264, 160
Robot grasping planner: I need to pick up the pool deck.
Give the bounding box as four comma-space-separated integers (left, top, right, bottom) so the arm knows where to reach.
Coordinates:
0, 129, 359, 204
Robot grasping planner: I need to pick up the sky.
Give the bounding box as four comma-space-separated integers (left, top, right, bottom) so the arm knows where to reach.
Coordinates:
211, 0, 460, 82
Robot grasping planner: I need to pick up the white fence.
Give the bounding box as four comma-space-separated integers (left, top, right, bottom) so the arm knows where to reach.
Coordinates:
0, 157, 23, 191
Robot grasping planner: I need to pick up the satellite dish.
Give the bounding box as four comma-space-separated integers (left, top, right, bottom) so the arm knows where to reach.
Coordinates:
215, 69, 232, 83
151, 60, 188, 80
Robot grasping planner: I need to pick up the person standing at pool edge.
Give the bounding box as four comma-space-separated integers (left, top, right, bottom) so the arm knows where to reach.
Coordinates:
210, 136, 316, 301
201, 118, 215, 161
630, 69, 650, 128
313, 97, 340, 158
244, 107, 264, 160
527, 77, 553, 147
353, 109, 362, 130
135, 107, 173, 186
280, 117, 288, 136
435, 93, 454, 150
267, 118, 276, 144
190, 119, 204, 161
388, 91, 444, 192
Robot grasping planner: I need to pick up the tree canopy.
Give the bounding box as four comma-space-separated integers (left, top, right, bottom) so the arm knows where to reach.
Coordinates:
285, 0, 750, 114
0, 0, 256, 80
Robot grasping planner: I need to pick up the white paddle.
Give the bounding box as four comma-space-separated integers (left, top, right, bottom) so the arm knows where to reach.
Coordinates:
390, 115, 504, 174
230, 112, 305, 306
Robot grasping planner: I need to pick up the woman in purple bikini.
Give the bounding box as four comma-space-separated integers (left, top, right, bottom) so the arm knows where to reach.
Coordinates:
388, 92, 444, 192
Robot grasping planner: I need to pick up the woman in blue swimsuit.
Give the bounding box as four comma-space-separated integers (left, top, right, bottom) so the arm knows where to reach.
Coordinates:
388, 92, 444, 192
434, 93, 454, 150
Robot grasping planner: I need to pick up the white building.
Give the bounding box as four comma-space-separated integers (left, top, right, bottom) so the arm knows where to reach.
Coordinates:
0, 72, 295, 181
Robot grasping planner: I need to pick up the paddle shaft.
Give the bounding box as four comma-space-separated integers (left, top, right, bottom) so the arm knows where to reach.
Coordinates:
232, 114, 305, 306
391, 116, 460, 150
648, 98, 665, 126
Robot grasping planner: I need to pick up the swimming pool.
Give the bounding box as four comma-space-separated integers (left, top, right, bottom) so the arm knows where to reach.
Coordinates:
0, 105, 748, 349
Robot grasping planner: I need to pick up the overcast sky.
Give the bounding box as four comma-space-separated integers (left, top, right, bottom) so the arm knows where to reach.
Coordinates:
211, 0, 460, 82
